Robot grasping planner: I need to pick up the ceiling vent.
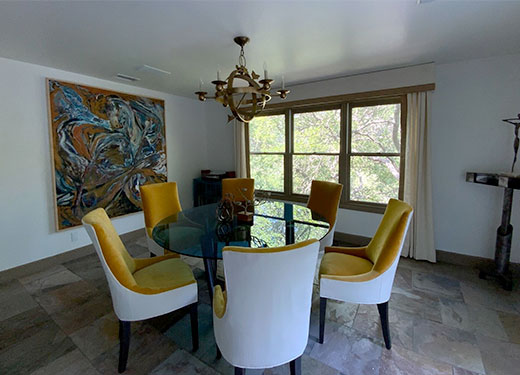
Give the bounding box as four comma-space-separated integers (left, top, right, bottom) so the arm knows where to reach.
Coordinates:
137, 64, 171, 76
116, 73, 140, 82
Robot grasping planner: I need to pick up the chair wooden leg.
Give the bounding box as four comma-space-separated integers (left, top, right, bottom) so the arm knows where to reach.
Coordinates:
118, 320, 131, 373
377, 302, 391, 349
319, 297, 327, 344
290, 356, 302, 375
189, 303, 199, 352
234, 367, 245, 375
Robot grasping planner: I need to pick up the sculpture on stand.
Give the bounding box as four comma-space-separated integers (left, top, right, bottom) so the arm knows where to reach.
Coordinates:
466, 112, 520, 290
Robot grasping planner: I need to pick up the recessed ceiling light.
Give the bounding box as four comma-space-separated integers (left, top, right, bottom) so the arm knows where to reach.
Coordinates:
137, 64, 171, 76
115, 73, 140, 82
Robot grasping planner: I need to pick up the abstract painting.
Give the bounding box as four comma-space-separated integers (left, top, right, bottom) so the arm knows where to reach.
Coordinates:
47, 79, 167, 230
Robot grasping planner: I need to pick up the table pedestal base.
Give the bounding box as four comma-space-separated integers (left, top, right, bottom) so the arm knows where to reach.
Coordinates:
479, 263, 513, 291
466, 173, 519, 291
481, 188, 515, 291
203, 257, 217, 301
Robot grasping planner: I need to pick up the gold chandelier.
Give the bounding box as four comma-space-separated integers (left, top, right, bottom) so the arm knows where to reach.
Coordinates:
195, 36, 290, 123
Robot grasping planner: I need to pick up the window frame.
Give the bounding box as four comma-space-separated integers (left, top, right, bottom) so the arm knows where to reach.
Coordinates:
246, 91, 410, 214
291, 104, 342, 198
345, 96, 407, 213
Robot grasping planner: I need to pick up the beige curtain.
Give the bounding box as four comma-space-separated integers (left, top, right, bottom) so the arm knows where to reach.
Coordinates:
234, 120, 248, 178
402, 91, 436, 262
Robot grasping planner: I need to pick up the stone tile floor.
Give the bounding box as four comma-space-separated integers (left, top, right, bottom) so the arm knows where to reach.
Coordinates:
1, 235, 519, 375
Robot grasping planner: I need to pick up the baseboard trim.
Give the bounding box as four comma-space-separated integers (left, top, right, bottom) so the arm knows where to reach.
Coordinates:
436, 249, 519, 268
334, 231, 519, 268
0, 228, 146, 282
333, 231, 371, 246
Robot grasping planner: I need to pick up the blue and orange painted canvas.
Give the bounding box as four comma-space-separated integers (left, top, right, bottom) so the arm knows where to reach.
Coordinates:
47, 79, 167, 230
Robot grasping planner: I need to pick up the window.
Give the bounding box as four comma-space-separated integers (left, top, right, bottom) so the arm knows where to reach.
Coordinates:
247, 93, 407, 213
349, 101, 402, 205
293, 108, 341, 195
249, 114, 285, 192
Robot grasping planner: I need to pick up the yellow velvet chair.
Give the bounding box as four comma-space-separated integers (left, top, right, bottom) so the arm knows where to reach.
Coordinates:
318, 199, 413, 349
307, 180, 343, 252
222, 178, 255, 202
82, 208, 198, 373
140, 181, 182, 257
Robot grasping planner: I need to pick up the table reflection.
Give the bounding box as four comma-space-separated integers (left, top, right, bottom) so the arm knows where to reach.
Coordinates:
153, 200, 329, 260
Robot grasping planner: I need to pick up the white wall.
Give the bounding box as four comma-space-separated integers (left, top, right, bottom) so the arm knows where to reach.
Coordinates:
0, 57, 225, 271
270, 63, 435, 104
431, 53, 520, 262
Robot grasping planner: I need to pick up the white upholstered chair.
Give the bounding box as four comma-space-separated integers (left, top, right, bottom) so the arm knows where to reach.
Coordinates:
213, 239, 320, 375
82, 208, 198, 373
318, 199, 413, 349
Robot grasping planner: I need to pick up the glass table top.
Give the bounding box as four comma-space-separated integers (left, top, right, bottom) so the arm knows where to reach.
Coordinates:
152, 200, 329, 259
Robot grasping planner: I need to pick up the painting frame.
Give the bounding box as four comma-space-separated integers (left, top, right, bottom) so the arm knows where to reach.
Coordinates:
46, 78, 168, 231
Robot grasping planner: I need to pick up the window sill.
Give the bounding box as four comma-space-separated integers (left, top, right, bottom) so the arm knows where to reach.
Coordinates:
256, 190, 387, 214
339, 201, 386, 214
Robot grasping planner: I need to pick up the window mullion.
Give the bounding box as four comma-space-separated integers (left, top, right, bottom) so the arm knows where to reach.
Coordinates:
346, 102, 352, 203
284, 109, 292, 197
339, 102, 348, 203
399, 95, 407, 200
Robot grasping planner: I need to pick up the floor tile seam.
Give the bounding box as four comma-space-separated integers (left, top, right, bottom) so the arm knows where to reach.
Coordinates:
441, 312, 511, 344
411, 319, 487, 375
67, 325, 120, 371
411, 288, 464, 301
393, 326, 474, 375
461, 299, 518, 315
388, 303, 442, 324
474, 330, 520, 347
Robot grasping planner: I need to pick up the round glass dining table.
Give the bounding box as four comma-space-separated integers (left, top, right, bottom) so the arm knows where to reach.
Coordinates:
152, 200, 329, 299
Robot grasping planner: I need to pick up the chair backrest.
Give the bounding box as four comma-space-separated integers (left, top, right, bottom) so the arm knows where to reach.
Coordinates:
222, 178, 255, 202
307, 180, 343, 227
140, 182, 182, 235
82, 208, 137, 290
220, 239, 320, 368
366, 199, 413, 274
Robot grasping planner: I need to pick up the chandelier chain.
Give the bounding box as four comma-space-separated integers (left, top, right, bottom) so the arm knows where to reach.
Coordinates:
238, 46, 246, 68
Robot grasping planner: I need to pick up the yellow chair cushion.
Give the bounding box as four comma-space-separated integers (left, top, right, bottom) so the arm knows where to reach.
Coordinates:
140, 182, 182, 229
83, 208, 190, 294
133, 258, 195, 292
319, 252, 373, 278
222, 178, 255, 202
307, 180, 343, 227
82, 208, 137, 289
213, 285, 227, 319
318, 198, 412, 283
365, 199, 413, 274
223, 238, 318, 254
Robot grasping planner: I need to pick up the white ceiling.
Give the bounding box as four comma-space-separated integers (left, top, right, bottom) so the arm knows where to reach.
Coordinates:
1, 1, 520, 98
